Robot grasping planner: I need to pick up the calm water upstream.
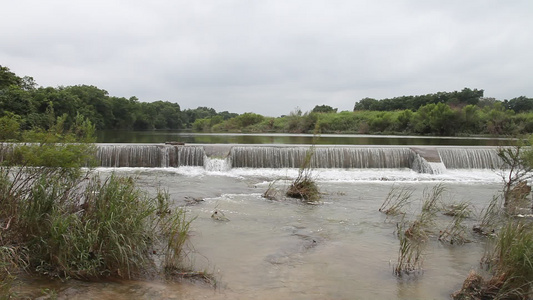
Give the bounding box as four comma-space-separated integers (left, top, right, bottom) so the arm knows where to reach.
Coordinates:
96, 130, 514, 146
16, 165, 504, 299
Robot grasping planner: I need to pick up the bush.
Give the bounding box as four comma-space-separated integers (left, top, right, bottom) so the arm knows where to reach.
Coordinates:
0, 114, 194, 292
285, 147, 320, 202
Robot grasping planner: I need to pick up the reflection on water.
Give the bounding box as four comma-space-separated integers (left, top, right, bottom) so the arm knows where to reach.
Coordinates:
15, 167, 503, 299
97, 130, 514, 146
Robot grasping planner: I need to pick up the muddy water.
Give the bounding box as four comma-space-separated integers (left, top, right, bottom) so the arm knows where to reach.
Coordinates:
16, 167, 503, 299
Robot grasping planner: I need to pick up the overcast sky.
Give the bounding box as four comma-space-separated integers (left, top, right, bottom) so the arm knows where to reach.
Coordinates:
2, 1, 532, 116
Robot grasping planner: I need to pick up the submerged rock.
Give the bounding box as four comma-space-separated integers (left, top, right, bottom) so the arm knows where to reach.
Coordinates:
211, 210, 230, 222
264, 231, 321, 265
184, 196, 204, 206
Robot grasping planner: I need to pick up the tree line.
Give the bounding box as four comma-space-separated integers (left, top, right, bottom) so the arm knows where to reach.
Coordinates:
0, 65, 236, 131
2, 65, 533, 136
191, 90, 533, 136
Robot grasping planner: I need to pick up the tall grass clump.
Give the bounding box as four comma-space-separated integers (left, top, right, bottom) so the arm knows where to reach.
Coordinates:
439, 201, 472, 245
495, 137, 533, 210
454, 220, 533, 299
474, 196, 504, 236
156, 190, 195, 274
380, 185, 427, 276
379, 185, 414, 216
262, 180, 280, 200
486, 220, 533, 298
394, 218, 424, 276
0, 113, 196, 292
393, 184, 444, 276
453, 136, 533, 299
32, 174, 161, 279
286, 146, 320, 202
0, 245, 24, 299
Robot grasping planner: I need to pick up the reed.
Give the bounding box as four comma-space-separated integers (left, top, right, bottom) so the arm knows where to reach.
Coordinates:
487, 220, 533, 298
0, 115, 200, 291
474, 195, 504, 236
439, 201, 472, 245
154, 189, 195, 273
1, 170, 195, 280
394, 218, 424, 276
286, 146, 320, 202
262, 180, 280, 200
455, 219, 533, 299
0, 245, 23, 300
379, 185, 414, 216
421, 183, 445, 214
0, 149, 194, 282
393, 184, 445, 276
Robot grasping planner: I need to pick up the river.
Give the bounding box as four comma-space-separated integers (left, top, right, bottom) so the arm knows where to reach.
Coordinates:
13, 132, 512, 299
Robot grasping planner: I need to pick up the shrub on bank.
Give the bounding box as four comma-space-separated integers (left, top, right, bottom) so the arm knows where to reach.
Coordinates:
0, 113, 193, 296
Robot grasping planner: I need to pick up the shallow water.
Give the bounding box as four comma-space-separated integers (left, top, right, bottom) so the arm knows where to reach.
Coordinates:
15, 167, 504, 299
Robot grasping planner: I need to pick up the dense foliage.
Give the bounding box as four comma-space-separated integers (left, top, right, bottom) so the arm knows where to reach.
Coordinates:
2, 65, 533, 136
0, 113, 194, 297
353, 88, 485, 111
0, 65, 236, 131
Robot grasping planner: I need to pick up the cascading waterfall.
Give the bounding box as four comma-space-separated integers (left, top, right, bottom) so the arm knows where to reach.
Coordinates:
96, 144, 204, 167
229, 146, 412, 169
411, 153, 447, 174
438, 148, 503, 169
92, 144, 503, 173
204, 157, 231, 172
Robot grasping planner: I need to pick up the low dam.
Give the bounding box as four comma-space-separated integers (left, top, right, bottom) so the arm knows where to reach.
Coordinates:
95, 144, 504, 174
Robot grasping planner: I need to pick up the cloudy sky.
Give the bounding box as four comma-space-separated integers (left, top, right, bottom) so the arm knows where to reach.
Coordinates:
2, 1, 532, 116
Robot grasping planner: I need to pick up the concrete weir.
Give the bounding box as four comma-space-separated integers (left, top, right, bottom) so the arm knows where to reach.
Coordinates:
94, 143, 503, 172
409, 147, 446, 174
410, 147, 442, 163
203, 144, 233, 158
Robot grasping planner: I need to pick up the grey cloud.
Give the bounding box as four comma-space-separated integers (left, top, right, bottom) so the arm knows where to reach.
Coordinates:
1, 0, 532, 116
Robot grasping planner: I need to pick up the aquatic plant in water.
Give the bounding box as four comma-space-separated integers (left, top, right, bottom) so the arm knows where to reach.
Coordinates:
379, 185, 414, 216
392, 184, 446, 277
286, 146, 320, 202
439, 201, 472, 245
454, 220, 533, 299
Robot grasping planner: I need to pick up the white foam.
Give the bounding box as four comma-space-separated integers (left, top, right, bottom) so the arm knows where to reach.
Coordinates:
94, 166, 501, 184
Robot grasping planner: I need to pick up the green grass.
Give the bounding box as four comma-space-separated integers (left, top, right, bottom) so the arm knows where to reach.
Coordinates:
0, 114, 200, 295
392, 184, 447, 277
379, 185, 414, 216
394, 218, 424, 276
439, 201, 472, 245
487, 220, 533, 298
286, 146, 320, 202
0, 169, 194, 281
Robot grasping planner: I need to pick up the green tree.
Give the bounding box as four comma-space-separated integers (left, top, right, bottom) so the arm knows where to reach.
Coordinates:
0, 113, 21, 141
396, 109, 414, 132
484, 102, 515, 135
504, 96, 533, 113
109, 96, 137, 129
150, 101, 182, 129
455, 87, 484, 106
233, 112, 265, 128
369, 112, 394, 132
427, 103, 459, 136
65, 85, 113, 129
312, 105, 337, 113
0, 65, 24, 89
354, 98, 380, 111
0, 86, 35, 119
461, 105, 482, 133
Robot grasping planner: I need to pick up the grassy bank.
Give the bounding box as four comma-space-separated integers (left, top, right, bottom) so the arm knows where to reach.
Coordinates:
0, 114, 196, 298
